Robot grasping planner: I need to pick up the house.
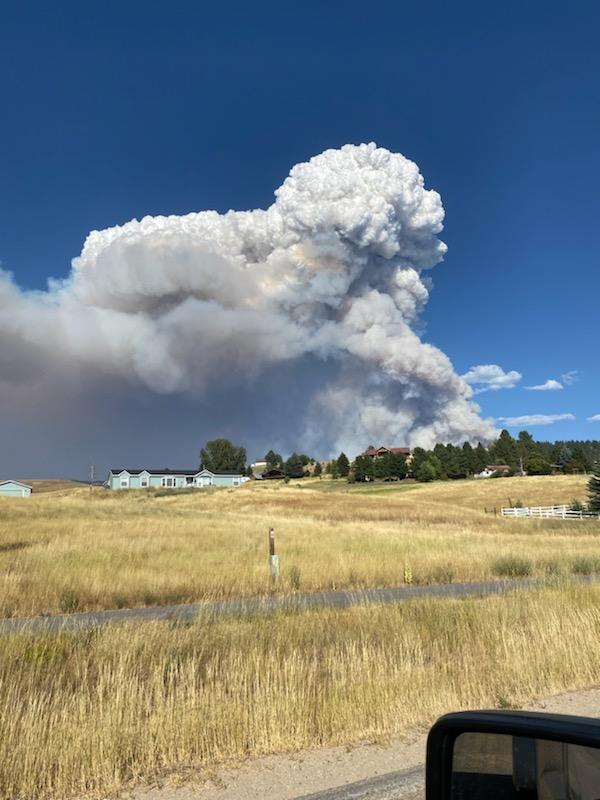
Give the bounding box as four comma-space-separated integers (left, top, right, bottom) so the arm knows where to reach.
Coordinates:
474, 465, 511, 479
260, 468, 286, 480
107, 468, 243, 490
0, 480, 32, 497
363, 446, 411, 460
250, 460, 268, 477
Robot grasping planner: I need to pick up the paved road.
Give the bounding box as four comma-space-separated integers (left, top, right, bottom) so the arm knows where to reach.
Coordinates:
293, 767, 424, 800
0, 575, 588, 634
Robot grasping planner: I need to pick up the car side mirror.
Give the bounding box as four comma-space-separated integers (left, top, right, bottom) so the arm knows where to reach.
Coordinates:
426, 711, 600, 800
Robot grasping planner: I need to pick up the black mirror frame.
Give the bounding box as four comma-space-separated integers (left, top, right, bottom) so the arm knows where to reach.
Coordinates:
426, 710, 600, 800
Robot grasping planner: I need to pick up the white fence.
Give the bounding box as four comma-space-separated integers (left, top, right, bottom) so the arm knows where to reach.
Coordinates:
501, 505, 600, 520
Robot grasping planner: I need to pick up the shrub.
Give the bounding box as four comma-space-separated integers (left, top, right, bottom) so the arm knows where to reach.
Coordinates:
569, 499, 586, 512
492, 556, 532, 578
571, 556, 600, 576
289, 566, 301, 591
58, 590, 79, 613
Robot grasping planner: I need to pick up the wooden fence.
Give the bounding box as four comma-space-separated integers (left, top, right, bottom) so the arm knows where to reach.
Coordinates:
501, 505, 600, 520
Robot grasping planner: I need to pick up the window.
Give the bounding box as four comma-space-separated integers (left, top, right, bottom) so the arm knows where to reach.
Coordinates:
233, 479, 240, 486
140, 477, 149, 488
120, 478, 129, 488
186, 476, 193, 485
161, 477, 175, 488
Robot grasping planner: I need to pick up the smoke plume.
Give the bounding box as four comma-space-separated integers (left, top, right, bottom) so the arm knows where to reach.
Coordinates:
0, 143, 495, 470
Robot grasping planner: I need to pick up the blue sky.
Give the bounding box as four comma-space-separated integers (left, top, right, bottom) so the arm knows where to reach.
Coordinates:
1, 0, 599, 473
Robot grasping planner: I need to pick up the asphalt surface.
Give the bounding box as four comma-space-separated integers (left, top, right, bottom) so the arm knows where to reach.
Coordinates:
292, 767, 424, 800
0, 575, 585, 634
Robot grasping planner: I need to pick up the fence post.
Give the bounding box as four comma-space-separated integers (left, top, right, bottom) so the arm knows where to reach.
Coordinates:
268, 527, 280, 581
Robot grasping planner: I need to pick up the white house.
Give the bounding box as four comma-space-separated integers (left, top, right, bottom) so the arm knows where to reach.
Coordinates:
0, 480, 32, 497
106, 468, 243, 490
474, 465, 511, 479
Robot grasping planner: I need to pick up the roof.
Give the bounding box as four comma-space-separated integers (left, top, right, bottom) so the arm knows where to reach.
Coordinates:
0, 480, 32, 489
485, 465, 511, 470
363, 446, 411, 457
109, 468, 243, 476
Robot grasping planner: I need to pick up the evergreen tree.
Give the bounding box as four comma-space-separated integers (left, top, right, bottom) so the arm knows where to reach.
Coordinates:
489, 429, 518, 469
588, 463, 600, 512
517, 431, 539, 472
337, 452, 350, 477
474, 443, 489, 473
390, 452, 408, 479
352, 455, 373, 482
284, 452, 305, 478
460, 442, 476, 477
410, 447, 429, 475
313, 461, 322, 477
264, 449, 283, 469
330, 459, 340, 479
373, 453, 392, 480
246, 465, 253, 477
433, 444, 450, 479
526, 455, 552, 475
416, 460, 437, 482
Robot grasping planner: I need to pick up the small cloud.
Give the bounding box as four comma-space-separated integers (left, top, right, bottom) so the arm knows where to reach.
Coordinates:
461, 364, 522, 394
525, 379, 563, 391
497, 413, 575, 427
561, 370, 579, 386
588, 414, 600, 422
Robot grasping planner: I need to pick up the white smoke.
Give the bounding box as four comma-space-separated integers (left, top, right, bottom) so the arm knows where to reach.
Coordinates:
0, 143, 496, 459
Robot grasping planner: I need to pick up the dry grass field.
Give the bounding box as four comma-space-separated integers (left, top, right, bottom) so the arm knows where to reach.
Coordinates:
0, 474, 599, 799
2, 584, 600, 799
0, 474, 594, 618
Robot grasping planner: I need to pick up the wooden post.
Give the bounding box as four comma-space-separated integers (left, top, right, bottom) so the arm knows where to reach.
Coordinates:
269, 528, 280, 580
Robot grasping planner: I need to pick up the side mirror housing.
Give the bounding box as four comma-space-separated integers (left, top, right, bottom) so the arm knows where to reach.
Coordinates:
426, 710, 600, 800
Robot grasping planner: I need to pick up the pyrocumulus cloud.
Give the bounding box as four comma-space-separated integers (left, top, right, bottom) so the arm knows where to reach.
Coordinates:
0, 143, 496, 458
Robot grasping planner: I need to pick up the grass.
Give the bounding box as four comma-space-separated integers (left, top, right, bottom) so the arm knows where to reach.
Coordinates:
0, 474, 595, 617
2, 583, 600, 799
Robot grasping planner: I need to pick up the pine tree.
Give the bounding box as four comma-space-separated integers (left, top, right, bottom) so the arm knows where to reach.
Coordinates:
474, 443, 489, 473
588, 463, 600, 512
314, 461, 322, 477
265, 449, 283, 469
489, 430, 518, 470
284, 452, 305, 479
337, 452, 350, 477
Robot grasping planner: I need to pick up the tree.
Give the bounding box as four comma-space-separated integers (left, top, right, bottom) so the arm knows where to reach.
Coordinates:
373, 454, 390, 480
246, 465, 253, 477
390, 452, 408, 480
314, 461, 322, 477
330, 459, 340, 479
416, 460, 437, 482
460, 442, 476, 477
284, 452, 305, 479
474, 443, 489, 473
337, 452, 350, 478
410, 447, 429, 476
200, 439, 246, 472
265, 449, 283, 469
352, 455, 374, 482
489, 429, 518, 470
526, 455, 552, 475
588, 463, 600, 512
517, 431, 540, 472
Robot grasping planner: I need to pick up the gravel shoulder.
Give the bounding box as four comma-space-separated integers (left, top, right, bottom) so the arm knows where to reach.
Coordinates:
128, 686, 600, 800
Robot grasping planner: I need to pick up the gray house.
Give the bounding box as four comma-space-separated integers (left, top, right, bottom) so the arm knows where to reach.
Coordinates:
0, 480, 32, 497
107, 468, 243, 490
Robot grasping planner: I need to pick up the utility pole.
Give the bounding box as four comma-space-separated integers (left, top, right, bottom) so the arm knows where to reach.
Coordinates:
89, 461, 95, 492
